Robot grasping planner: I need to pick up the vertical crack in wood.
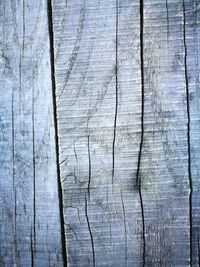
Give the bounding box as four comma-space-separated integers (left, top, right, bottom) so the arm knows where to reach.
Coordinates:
165, 0, 169, 42
22, 0, 25, 52
31, 226, 34, 267
198, 234, 200, 266
183, 1, 193, 265
137, 0, 146, 265
12, 91, 18, 265
112, 0, 119, 186
47, 1, 68, 266
19, 53, 22, 107
32, 84, 36, 265
74, 142, 78, 163
85, 195, 95, 267
120, 188, 127, 263
87, 134, 91, 198
19, 0, 25, 109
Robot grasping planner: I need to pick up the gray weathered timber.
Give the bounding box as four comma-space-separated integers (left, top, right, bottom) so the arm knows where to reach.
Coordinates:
0, 0, 200, 266
142, 0, 190, 265
51, 0, 200, 266
0, 1, 63, 266
52, 0, 144, 266
185, 0, 200, 265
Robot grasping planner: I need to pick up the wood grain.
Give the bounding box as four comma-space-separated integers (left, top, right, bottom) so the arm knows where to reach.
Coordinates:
142, 0, 190, 265
51, 0, 200, 266
0, 0, 199, 266
0, 1, 63, 266
184, 0, 200, 265
52, 0, 144, 266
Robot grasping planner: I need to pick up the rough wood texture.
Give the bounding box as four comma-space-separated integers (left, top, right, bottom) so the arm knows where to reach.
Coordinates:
142, 1, 190, 265
0, 0, 200, 266
52, 0, 143, 266
185, 0, 200, 265
0, 1, 63, 266
51, 0, 199, 266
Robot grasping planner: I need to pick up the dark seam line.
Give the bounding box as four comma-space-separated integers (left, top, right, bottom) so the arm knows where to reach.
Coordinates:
87, 134, 91, 197
120, 188, 128, 262
165, 0, 169, 42
32, 84, 36, 266
19, 53, 22, 106
12, 92, 17, 264
12, 92, 15, 228
183, 1, 193, 266
198, 234, 200, 266
112, 0, 119, 186
74, 142, 78, 163
47, 1, 68, 266
31, 226, 34, 267
22, 0, 25, 52
85, 195, 95, 267
137, 0, 146, 266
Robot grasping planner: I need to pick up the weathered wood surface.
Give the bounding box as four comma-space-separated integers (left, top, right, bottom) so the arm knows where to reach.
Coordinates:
186, 0, 200, 265
0, 0, 200, 266
52, 0, 143, 266
141, 1, 191, 265
0, 1, 63, 266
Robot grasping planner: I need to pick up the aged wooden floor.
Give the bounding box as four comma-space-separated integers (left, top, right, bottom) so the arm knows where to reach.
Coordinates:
0, 0, 199, 266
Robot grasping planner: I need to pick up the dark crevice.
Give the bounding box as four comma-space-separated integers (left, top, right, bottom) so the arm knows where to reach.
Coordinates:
11, 92, 15, 227
120, 188, 127, 262
137, 0, 146, 266
31, 226, 34, 267
198, 234, 200, 266
19, 53, 22, 109
74, 142, 78, 163
22, 0, 25, 52
67, 224, 79, 240
19, 0, 25, 111
183, 1, 193, 265
112, 0, 119, 185
85, 195, 95, 267
12, 92, 18, 265
48, 251, 51, 267
47, 1, 68, 266
61, 173, 77, 184
87, 134, 91, 197
32, 84, 36, 264
165, 0, 169, 42
59, 156, 69, 166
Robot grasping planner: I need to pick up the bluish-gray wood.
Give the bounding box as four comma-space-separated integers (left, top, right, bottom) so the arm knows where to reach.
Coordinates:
51, 0, 200, 266
0, 1, 63, 266
52, 0, 143, 266
0, 0, 200, 266
142, 0, 190, 265
185, 0, 200, 265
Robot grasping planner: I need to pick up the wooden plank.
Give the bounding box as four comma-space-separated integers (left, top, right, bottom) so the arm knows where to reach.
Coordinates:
184, 0, 200, 265
0, 0, 199, 266
52, 0, 144, 265
142, 0, 190, 265
0, 1, 63, 266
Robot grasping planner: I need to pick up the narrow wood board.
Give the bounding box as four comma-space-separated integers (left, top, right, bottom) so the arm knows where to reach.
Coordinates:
52, 0, 143, 266
0, 1, 63, 266
52, 0, 199, 266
